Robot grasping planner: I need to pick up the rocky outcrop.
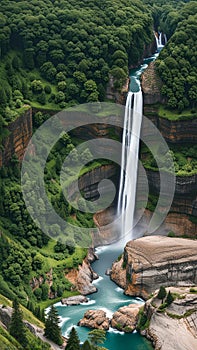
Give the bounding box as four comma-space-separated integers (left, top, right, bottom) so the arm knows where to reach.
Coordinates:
141, 61, 165, 105
142, 287, 197, 350
78, 309, 110, 330
0, 107, 32, 167
111, 304, 141, 332
110, 257, 126, 289
66, 250, 99, 295
111, 236, 197, 300
77, 260, 98, 295
61, 295, 88, 305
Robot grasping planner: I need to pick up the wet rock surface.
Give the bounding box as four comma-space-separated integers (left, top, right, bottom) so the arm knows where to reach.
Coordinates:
78, 309, 110, 330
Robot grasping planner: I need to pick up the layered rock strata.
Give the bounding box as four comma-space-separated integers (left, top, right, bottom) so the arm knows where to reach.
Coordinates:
0, 107, 32, 167
111, 236, 197, 299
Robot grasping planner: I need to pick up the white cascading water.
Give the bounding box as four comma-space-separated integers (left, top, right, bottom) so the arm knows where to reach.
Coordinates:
117, 89, 143, 240
154, 32, 166, 51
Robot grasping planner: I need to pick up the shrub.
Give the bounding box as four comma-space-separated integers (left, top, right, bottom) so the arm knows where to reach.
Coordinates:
44, 85, 52, 94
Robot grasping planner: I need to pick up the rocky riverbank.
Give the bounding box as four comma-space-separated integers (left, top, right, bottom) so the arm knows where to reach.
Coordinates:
141, 286, 197, 350
65, 248, 99, 295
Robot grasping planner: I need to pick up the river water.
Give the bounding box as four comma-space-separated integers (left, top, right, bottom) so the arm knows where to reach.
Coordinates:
56, 53, 159, 349
56, 242, 153, 349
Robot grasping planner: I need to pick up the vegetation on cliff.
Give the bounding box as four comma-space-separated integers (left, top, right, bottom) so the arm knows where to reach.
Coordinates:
155, 2, 197, 111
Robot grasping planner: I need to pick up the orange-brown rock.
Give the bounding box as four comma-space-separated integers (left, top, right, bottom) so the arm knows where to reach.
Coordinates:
0, 107, 32, 167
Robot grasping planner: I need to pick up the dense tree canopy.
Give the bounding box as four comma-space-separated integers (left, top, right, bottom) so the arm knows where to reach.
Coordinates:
155, 1, 197, 111
0, 0, 154, 121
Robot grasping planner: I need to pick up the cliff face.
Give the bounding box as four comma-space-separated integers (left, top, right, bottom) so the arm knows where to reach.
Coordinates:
146, 170, 197, 222
67, 164, 118, 203
143, 106, 197, 143
0, 108, 32, 166
111, 236, 197, 300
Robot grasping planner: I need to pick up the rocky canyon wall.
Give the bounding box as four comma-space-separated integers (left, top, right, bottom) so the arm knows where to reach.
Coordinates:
0, 108, 32, 167
111, 236, 197, 300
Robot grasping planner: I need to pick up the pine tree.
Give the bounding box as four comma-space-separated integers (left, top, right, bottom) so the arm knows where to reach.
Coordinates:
81, 340, 92, 350
66, 327, 80, 350
166, 290, 174, 305
9, 298, 28, 348
157, 286, 167, 304
88, 329, 106, 348
44, 305, 63, 345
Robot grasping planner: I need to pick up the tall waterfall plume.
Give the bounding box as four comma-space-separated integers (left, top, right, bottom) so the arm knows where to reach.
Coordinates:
117, 89, 143, 241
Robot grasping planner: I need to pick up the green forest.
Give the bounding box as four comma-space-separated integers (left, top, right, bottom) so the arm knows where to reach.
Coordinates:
0, 0, 196, 348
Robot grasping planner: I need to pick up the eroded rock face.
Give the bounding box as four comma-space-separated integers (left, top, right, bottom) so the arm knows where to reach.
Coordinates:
78, 309, 110, 330
143, 287, 197, 350
76, 260, 98, 295
111, 236, 197, 300
0, 108, 32, 167
111, 304, 141, 332
110, 257, 126, 290
66, 253, 99, 296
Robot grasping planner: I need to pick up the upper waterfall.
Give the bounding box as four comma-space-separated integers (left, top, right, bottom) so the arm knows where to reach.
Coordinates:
154, 31, 167, 52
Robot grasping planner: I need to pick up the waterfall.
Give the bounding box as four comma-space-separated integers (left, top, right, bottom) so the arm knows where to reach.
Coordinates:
158, 32, 162, 46
154, 31, 166, 51
117, 89, 143, 240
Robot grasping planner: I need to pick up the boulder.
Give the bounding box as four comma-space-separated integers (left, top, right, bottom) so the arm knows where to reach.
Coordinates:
78, 309, 110, 330
111, 304, 141, 332
61, 295, 88, 306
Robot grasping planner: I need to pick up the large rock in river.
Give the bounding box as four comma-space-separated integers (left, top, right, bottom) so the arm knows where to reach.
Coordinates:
78, 309, 110, 330
111, 236, 197, 299
111, 304, 141, 332
61, 295, 88, 306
